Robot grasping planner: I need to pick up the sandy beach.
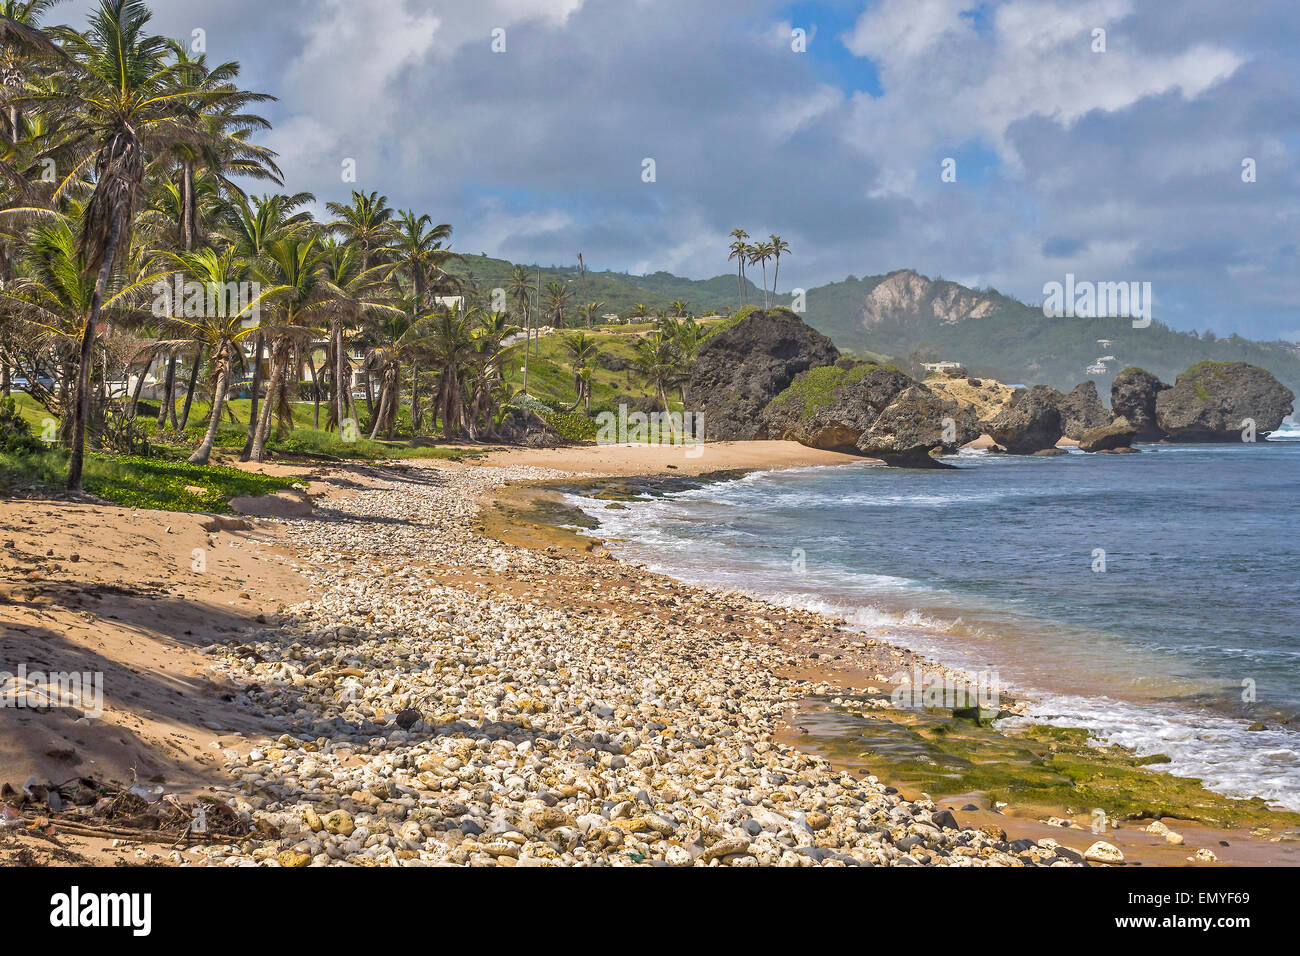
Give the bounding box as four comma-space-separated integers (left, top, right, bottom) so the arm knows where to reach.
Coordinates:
2, 442, 1296, 866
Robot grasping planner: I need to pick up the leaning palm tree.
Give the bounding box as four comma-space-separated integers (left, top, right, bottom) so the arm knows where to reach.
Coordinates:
769, 234, 790, 299
317, 236, 395, 432
246, 234, 339, 461
154, 246, 264, 463
29, 0, 213, 490
0, 210, 156, 437
669, 299, 690, 318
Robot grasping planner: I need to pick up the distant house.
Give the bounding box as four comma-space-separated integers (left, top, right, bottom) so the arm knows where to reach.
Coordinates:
921, 361, 964, 375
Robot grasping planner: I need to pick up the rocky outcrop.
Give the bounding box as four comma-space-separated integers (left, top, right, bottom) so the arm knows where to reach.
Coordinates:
1079, 417, 1138, 452
689, 308, 839, 440
1155, 362, 1295, 441
1056, 381, 1110, 440
987, 386, 1063, 454
856, 386, 980, 468
761, 362, 913, 453
860, 270, 999, 329
1111, 368, 1169, 442
925, 375, 1016, 424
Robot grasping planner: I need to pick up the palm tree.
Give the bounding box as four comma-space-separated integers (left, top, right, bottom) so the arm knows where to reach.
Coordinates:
728, 228, 749, 306
0, 211, 155, 438
505, 263, 534, 393
580, 299, 604, 328
327, 189, 395, 271
246, 234, 338, 461
221, 191, 315, 455
31, 0, 216, 490
748, 240, 774, 308
634, 329, 683, 431
155, 246, 263, 463
669, 299, 690, 318
318, 236, 394, 432
425, 302, 476, 439
561, 331, 597, 412
0, 1, 64, 143
629, 302, 648, 319
769, 234, 789, 299
544, 279, 571, 329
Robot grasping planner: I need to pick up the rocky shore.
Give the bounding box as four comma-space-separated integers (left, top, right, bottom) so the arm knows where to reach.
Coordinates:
190, 463, 1081, 867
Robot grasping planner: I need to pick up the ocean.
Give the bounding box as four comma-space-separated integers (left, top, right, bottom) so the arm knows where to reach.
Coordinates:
565, 439, 1300, 810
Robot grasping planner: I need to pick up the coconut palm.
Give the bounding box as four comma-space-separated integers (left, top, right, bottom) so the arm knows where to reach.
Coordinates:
327, 189, 395, 271
153, 246, 264, 463
748, 240, 774, 308
728, 228, 749, 305
246, 234, 342, 461
0, 0, 65, 144
29, 0, 221, 489
634, 329, 683, 426
769, 234, 789, 298
580, 299, 604, 328
544, 279, 572, 330
561, 331, 597, 412
318, 236, 395, 432
425, 302, 477, 439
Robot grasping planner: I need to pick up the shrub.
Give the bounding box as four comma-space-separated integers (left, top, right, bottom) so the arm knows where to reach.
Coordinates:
0, 396, 43, 454
540, 410, 597, 441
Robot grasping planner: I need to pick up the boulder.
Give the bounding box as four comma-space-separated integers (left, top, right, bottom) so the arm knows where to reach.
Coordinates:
1056, 381, 1110, 440
1079, 417, 1139, 453
761, 362, 914, 453
688, 308, 839, 440
856, 385, 980, 468
1155, 362, 1295, 442
987, 385, 1063, 454
1111, 367, 1170, 441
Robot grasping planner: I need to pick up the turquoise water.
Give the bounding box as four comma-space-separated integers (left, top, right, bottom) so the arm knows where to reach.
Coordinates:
567, 441, 1300, 809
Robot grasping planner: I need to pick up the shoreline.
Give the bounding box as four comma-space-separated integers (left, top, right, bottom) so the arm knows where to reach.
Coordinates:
1, 441, 1296, 866
470, 443, 1300, 864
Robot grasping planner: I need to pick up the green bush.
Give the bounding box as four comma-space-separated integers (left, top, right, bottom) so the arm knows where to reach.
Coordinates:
541, 410, 597, 441
0, 396, 43, 454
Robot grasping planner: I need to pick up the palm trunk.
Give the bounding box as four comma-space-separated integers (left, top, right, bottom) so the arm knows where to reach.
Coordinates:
240, 333, 265, 460
156, 352, 177, 429
368, 371, 391, 441
307, 350, 322, 430
178, 345, 202, 430
189, 351, 228, 465
126, 361, 147, 419
68, 212, 123, 491
249, 343, 283, 462
410, 362, 420, 433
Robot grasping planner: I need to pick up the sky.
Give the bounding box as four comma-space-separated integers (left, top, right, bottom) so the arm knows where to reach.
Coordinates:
58, 0, 1300, 341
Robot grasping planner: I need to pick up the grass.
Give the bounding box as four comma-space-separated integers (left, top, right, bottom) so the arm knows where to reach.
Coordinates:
765, 362, 895, 418
0, 445, 299, 513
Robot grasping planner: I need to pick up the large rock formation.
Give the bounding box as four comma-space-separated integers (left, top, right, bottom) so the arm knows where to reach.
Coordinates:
1155, 361, 1295, 441
761, 362, 913, 452
689, 308, 839, 440
856, 386, 980, 468
987, 386, 1063, 454
1056, 381, 1110, 440
1111, 368, 1170, 442
1079, 417, 1138, 452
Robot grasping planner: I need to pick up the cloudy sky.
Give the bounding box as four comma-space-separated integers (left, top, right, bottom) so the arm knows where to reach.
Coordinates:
60, 0, 1300, 340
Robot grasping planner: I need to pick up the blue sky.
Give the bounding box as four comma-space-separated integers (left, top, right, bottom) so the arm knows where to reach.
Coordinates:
59, 0, 1300, 341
